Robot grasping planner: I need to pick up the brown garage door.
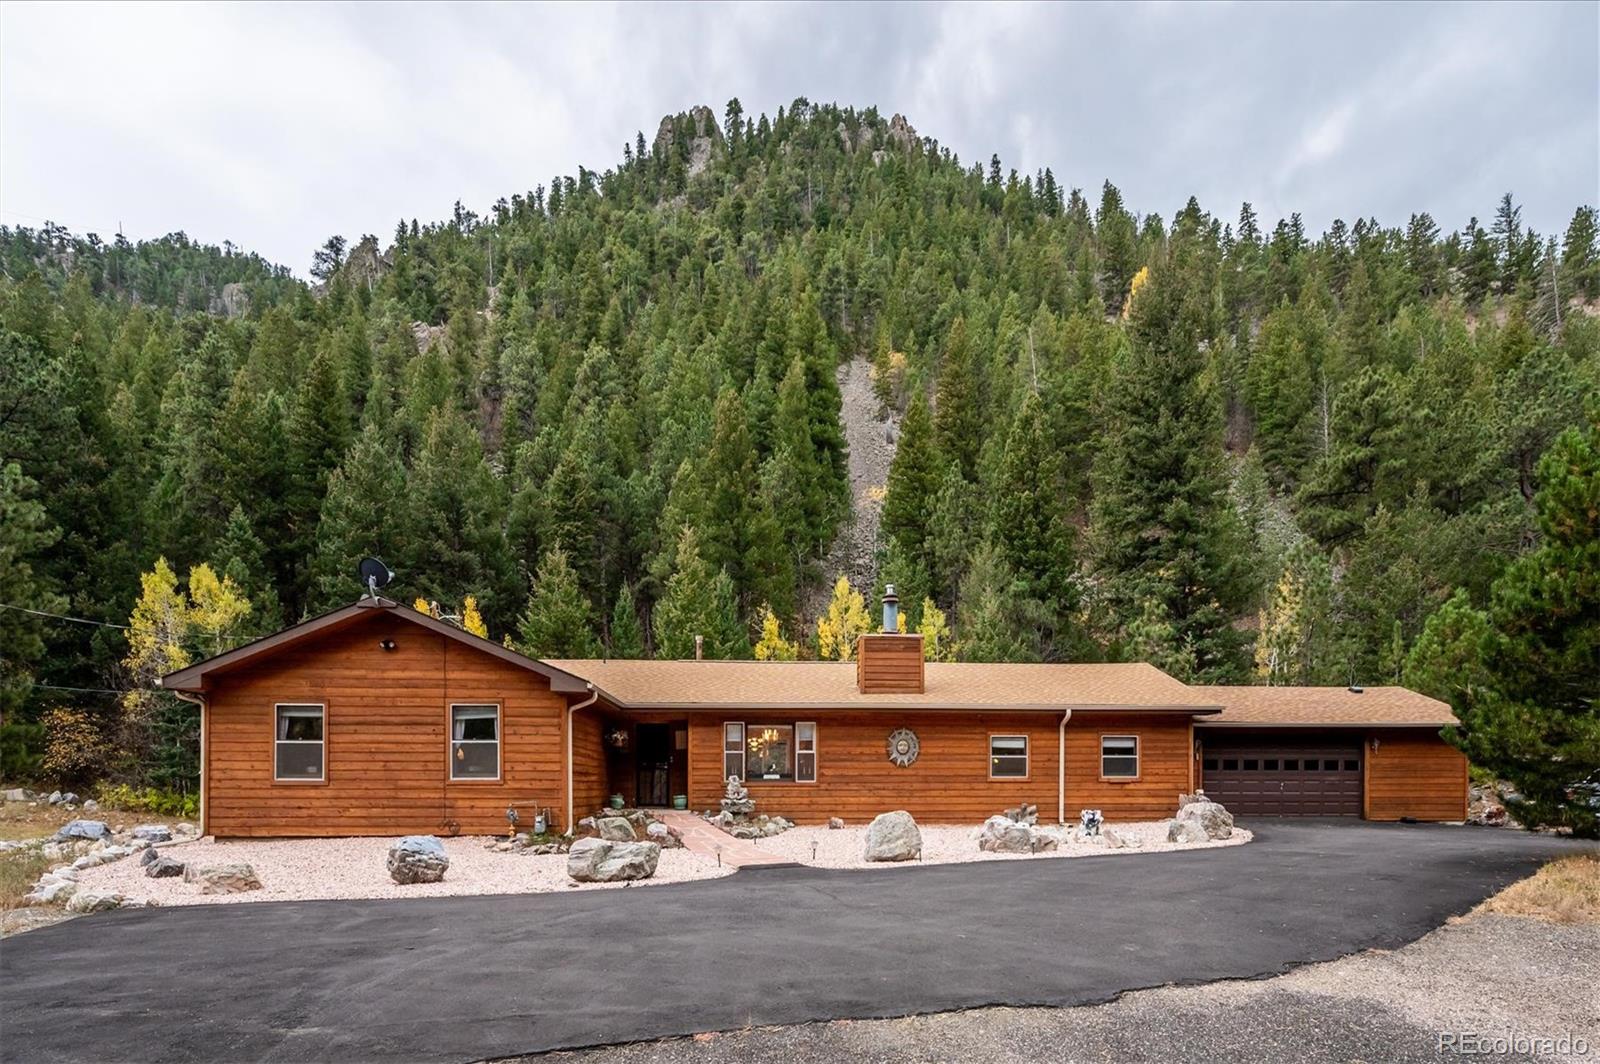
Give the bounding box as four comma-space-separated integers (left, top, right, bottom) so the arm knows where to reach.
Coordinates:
1200, 736, 1363, 816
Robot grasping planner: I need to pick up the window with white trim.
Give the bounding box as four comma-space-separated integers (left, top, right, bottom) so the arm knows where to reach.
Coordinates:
450, 704, 500, 780
989, 734, 1028, 778
723, 722, 745, 781
1101, 735, 1139, 778
796, 722, 817, 783
275, 705, 324, 781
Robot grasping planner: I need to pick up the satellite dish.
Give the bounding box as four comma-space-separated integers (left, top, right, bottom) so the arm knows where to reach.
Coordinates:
358, 557, 394, 598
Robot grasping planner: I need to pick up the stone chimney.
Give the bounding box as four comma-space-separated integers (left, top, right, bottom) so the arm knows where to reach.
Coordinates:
856, 589, 924, 693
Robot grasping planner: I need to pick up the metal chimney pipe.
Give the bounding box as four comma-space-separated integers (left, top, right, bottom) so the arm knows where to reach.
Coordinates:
882, 585, 899, 633
694, 634, 704, 661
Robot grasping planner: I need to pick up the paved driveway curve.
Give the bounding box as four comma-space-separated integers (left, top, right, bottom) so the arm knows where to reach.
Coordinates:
0, 822, 1579, 1063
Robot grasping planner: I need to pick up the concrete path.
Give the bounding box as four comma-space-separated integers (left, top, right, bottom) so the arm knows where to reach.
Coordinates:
0, 822, 1581, 1064
653, 810, 791, 867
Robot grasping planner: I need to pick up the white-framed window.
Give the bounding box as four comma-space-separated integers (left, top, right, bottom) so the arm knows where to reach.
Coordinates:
450, 704, 500, 780
275, 704, 325, 781
723, 721, 745, 781
1101, 735, 1139, 779
989, 734, 1028, 779
745, 724, 794, 780
796, 721, 817, 783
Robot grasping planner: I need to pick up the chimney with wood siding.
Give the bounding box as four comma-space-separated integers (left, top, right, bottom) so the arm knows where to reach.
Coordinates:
856, 588, 924, 693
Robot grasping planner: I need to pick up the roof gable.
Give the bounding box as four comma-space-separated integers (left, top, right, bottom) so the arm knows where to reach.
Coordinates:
160, 599, 594, 695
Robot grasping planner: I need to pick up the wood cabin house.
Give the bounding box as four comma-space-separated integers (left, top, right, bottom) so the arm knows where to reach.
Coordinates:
160, 597, 1469, 838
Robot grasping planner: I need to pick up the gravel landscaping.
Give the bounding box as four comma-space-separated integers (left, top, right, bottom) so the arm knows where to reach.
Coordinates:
77, 835, 733, 906
740, 819, 1251, 868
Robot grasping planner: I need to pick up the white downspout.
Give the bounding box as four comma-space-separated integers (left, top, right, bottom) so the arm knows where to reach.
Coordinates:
565, 683, 599, 833
169, 685, 209, 837
1058, 709, 1073, 825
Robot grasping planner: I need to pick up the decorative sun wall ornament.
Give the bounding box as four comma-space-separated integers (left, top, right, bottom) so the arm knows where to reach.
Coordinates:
887, 728, 920, 767
606, 728, 630, 749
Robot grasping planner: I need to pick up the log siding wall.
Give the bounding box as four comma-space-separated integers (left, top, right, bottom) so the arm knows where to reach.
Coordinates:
1364, 729, 1469, 821
681, 712, 1195, 824
204, 614, 575, 837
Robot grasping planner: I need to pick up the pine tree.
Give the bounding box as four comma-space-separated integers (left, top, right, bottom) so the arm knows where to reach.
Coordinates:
881, 389, 940, 565
932, 317, 981, 480
653, 527, 747, 660
213, 503, 282, 633
1091, 256, 1252, 680
1422, 410, 1600, 836
990, 392, 1077, 629
955, 542, 1037, 663
515, 548, 602, 658
310, 423, 410, 611
1561, 205, 1600, 300
409, 406, 515, 624
608, 584, 646, 659
916, 597, 953, 661
0, 463, 65, 714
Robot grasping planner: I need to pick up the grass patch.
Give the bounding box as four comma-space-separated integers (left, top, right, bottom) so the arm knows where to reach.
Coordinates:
0, 847, 51, 912
1479, 852, 1600, 924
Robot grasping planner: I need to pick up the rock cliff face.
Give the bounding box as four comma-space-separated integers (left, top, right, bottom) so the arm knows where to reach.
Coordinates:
654, 105, 722, 177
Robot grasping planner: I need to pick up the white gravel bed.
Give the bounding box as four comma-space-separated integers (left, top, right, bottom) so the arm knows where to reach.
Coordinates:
742, 819, 1251, 868
76, 835, 732, 906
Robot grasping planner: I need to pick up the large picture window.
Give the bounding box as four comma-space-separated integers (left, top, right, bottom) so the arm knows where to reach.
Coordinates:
450, 704, 500, 780
989, 734, 1028, 779
1101, 735, 1139, 779
275, 704, 325, 781
746, 724, 794, 780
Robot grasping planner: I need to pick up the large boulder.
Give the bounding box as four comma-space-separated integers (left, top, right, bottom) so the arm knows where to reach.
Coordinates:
23, 874, 78, 906
387, 835, 449, 885
978, 815, 1034, 854
66, 891, 122, 914
183, 862, 263, 894
645, 822, 683, 849
1167, 818, 1210, 844
1175, 799, 1234, 840
566, 837, 660, 882
863, 810, 922, 862
55, 819, 110, 841
596, 816, 638, 842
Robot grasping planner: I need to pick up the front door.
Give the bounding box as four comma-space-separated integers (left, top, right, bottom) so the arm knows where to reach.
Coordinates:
635, 723, 673, 807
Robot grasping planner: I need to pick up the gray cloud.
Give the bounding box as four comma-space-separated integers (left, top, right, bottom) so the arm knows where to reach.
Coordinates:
3, 1, 1594, 275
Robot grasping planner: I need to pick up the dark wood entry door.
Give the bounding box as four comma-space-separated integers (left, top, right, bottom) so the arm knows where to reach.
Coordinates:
1201, 736, 1363, 816
635, 723, 673, 807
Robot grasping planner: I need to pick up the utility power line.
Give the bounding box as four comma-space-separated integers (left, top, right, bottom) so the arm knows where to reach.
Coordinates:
0, 602, 131, 629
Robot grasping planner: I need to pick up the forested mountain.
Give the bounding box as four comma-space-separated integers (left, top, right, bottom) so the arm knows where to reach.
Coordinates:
3, 99, 1597, 793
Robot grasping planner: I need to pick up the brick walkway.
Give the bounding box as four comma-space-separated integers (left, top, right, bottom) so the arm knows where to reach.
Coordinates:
654, 809, 791, 867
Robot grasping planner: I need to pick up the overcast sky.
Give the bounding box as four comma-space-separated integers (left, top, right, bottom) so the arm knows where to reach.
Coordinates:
3, 1, 1595, 276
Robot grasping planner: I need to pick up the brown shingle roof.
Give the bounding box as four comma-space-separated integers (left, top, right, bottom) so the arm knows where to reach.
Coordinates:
1198, 686, 1454, 728
542, 659, 1213, 711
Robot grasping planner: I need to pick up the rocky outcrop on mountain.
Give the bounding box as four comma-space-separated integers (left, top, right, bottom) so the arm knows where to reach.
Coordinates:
342, 235, 388, 293
654, 106, 722, 178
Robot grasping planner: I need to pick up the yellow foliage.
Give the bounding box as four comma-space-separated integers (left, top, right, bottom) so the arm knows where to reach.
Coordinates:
41, 706, 108, 784
1254, 568, 1305, 684
753, 606, 799, 661
413, 597, 441, 618
122, 558, 253, 722
814, 576, 872, 661
916, 598, 953, 661
1123, 265, 1151, 319
461, 595, 488, 639
185, 564, 251, 658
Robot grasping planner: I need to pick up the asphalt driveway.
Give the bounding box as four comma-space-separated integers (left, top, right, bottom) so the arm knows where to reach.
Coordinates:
0, 822, 1579, 1064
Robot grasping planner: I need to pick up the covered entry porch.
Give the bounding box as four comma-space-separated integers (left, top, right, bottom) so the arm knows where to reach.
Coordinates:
598, 714, 690, 808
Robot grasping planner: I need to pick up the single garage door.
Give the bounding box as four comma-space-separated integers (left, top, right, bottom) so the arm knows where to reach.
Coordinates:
1201, 736, 1363, 816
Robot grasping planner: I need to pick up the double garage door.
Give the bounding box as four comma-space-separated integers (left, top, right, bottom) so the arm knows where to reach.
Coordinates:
1200, 734, 1362, 817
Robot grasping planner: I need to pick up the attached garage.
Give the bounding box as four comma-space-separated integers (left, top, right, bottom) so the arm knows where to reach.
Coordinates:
1197, 687, 1469, 822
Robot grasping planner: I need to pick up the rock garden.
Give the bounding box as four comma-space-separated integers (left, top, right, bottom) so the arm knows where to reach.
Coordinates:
715, 793, 1250, 869
33, 803, 729, 910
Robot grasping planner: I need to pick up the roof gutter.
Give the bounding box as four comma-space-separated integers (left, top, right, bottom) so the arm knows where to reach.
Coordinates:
565, 683, 599, 832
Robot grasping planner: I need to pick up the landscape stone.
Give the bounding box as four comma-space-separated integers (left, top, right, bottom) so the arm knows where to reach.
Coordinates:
145, 856, 185, 878
184, 862, 263, 894
978, 814, 1034, 854
2, 788, 31, 802
56, 820, 110, 842
828, 817, 845, 830
387, 835, 449, 885
47, 791, 63, 805
132, 825, 173, 843
139, 847, 160, 867
863, 810, 922, 862
1175, 799, 1234, 840
65, 891, 121, 914
566, 837, 660, 882
596, 816, 637, 842
81, 798, 99, 812
1167, 818, 1209, 844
